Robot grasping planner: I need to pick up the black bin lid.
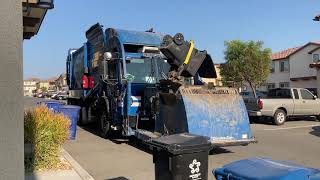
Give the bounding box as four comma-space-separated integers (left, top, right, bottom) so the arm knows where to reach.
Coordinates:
150, 133, 212, 155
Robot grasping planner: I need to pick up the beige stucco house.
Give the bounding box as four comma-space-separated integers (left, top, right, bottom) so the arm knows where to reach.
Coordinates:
23, 78, 39, 96
55, 73, 68, 91
257, 42, 320, 95
37, 81, 50, 90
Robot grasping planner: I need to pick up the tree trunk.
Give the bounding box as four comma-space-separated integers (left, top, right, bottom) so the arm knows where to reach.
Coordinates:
248, 81, 257, 98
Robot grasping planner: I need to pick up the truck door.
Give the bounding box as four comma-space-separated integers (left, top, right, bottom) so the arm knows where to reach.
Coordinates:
299, 89, 317, 115
292, 89, 301, 115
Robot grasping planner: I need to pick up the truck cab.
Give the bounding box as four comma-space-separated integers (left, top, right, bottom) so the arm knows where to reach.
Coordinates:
67, 24, 172, 136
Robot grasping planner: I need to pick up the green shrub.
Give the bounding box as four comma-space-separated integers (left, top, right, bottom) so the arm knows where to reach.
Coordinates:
24, 106, 70, 170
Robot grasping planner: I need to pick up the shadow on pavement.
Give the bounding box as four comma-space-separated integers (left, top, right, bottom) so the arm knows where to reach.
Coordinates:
310, 126, 320, 137
209, 147, 233, 155
105, 177, 130, 180
79, 123, 234, 156
79, 123, 154, 155
79, 124, 100, 136
250, 116, 319, 126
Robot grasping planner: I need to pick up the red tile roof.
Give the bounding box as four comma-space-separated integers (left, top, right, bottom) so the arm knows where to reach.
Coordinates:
272, 41, 320, 60
271, 47, 300, 60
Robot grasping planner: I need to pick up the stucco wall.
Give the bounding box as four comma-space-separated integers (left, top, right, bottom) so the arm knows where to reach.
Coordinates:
0, 0, 23, 179
290, 79, 317, 89
267, 58, 290, 86
290, 44, 318, 79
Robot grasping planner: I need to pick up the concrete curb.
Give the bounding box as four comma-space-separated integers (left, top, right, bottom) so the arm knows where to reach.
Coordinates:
62, 148, 95, 180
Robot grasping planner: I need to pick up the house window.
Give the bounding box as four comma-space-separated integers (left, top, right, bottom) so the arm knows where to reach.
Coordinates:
270, 61, 275, 73
279, 60, 289, 72
313, 54, 320, 62
279, 82, 289, 88
267, 83, 275, 89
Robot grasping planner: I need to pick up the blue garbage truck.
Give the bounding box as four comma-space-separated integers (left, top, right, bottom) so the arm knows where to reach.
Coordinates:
66, 23, 254, 146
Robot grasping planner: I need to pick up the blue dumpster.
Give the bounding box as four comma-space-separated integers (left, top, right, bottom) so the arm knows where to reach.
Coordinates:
213, 157, 320, 180
38, 101, 65, 112
58, 105, 81, 140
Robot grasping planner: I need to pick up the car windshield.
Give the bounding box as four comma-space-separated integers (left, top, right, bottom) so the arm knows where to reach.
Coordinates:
125, 58, 170, 84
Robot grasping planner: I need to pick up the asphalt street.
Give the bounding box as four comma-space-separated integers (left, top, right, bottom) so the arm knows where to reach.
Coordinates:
25, 97, 320, 180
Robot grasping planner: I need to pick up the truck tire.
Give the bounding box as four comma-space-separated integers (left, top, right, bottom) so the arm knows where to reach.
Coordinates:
274, 109, 286, 125
97, 98, 111, 138
99, 110, 110, 138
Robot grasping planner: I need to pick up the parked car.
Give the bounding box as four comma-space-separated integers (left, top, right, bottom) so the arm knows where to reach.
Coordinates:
54, 92, 68, 100
50, 92, 58, 99
37, 92, 50, 98
37, 92, 45, 98
244, 88, 320, 125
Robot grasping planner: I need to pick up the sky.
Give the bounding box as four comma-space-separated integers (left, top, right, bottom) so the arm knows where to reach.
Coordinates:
24, 0, 320, 79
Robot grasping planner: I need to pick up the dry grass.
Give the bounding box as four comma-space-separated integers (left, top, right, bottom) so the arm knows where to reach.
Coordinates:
25, 105, 70, 171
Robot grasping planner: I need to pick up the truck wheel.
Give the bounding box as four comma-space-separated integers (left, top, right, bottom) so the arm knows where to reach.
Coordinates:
274, 109, 286, 125
99, 110, 110, 138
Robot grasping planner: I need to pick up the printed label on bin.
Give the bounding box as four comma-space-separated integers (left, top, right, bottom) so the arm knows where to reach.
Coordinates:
189, 159, 201, 180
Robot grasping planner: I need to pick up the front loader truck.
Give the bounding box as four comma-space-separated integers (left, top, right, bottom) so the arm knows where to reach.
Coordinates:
66, 23, 254, 146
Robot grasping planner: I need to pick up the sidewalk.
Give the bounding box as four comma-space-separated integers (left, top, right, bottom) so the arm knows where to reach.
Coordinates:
25, 169, 81, 180
25, 149, 94, 180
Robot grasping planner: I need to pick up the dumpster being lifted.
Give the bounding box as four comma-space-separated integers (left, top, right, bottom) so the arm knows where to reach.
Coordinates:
66, 23, 254, 146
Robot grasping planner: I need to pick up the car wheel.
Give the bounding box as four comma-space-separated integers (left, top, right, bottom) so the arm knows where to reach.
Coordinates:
59, 96, 63, 100
274, 109, 286, 125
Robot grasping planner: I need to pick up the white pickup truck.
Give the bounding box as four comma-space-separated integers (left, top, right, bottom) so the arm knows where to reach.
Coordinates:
245, 88, 320, 125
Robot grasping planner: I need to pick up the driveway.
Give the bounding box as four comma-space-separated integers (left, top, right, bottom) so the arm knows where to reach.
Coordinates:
64, 120, 320, 180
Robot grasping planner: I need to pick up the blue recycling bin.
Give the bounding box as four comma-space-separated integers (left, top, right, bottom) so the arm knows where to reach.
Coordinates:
213, 158, 320, 180
38, 101, 65, 112
58, 105, 81, 140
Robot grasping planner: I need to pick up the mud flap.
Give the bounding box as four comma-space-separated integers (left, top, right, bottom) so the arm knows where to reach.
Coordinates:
179, 87, 254, 146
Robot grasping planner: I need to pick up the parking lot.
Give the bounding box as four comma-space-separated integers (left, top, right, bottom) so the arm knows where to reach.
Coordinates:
64, 120, 320, 180
25, 97, 320, 180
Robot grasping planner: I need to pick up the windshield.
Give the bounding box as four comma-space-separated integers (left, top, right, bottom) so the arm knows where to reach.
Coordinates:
125, 58, 170, 84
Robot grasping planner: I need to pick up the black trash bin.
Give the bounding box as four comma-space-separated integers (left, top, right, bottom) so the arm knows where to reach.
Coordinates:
150, 133, 212, 180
